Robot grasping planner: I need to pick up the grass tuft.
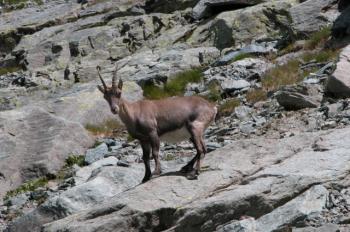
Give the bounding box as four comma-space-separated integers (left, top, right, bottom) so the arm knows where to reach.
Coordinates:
218, 98, 240, 117
304, 26, 331, 50
143, 69, 203, 99
301, 49, 339, 63
229, 53, 256, 63
65, 155, 86, 168
4, 178, 48, 200
246, 89, 268, 104
262, 60, 302, 92
0, 66, 21, 76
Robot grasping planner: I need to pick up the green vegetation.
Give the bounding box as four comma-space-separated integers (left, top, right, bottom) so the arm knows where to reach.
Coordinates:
85, 119, 124, 136
218, 98, 240, 117
4, 177, 48, 200
301, 49, 339, 63
246, 89, 268, 104
143, 69, 203, 100
0, 66, 21, 76
304, 26, 332, 50
65, 155, 86, 167
230, 53, 256, 63
163, 153, 176, 161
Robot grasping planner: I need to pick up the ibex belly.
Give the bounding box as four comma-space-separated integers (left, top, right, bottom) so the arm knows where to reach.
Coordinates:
160, 127, 191, 143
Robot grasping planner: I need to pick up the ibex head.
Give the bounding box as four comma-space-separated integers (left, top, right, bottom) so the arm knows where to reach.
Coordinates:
97, 65, 123, 114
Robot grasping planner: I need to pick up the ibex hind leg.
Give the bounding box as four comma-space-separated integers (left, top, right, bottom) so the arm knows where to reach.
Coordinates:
181, 121, 205, 178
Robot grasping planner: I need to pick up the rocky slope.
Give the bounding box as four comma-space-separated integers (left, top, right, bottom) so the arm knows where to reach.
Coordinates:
1, 0, 350, 231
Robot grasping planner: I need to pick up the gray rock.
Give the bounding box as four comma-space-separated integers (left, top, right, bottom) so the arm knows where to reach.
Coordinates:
293, 224, 340, 232
235, 106, 253, 121
0, 106, 93, 200
189, 0, 299, 50
74, 156, 119, 185
221, 79, 250, 93
5, 194, 29, 208
326, 45, 350, 98
256, 185, 328, 231
192, 0, 264, 20
43, 126, 350, 232
290, 0, 339, 36
275, 85, 323, 110
217, 218, 256, 232
216, 41, 277, 66
84, 143, 109, 165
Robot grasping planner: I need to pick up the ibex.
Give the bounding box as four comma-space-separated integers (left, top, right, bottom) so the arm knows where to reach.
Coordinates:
97, 66, 217, 182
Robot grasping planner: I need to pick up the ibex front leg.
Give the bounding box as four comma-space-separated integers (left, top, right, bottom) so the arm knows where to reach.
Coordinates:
141, 142, 152, 183
150, 131, 162, 176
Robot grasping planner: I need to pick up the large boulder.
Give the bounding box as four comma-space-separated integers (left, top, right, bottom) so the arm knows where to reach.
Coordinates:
43, 126, 350, 232
0, 107, 93, 200
290, 0, 339, 37
275, 84, 323, 110
326, 45, 350, 98
189, 0, 299, 50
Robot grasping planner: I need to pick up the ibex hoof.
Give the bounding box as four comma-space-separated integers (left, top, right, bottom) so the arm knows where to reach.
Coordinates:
186, 170, 198, 180
142, 176, 151, 183
152, 170, 162, 176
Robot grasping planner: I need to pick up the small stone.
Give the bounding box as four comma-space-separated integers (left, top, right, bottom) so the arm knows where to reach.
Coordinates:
117, 160, 130, 167
85, 143, 109, 165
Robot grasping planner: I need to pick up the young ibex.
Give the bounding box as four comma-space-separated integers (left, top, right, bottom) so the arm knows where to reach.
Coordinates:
97, 66, 217, 182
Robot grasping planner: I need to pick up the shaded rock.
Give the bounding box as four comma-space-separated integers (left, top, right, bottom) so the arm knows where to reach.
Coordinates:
192, 0, 264, 20
326, 45, 350, 98
145, 0, 198, 13
275, 85, 323, 110
290, 0, 339, 36
85, 143, 109, 165
338, 0, 350, 12
0, 106, 93, 200
43, 126, 350, 232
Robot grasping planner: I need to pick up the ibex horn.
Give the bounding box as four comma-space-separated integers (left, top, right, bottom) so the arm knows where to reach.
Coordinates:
96, 66, 107, 90
112, 65, 118, 90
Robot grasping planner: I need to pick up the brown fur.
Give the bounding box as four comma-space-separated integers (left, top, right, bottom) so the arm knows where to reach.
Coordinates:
97, 66, 217, 182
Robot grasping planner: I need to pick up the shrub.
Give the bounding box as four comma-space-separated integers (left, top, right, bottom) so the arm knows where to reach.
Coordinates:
143, 69, 203, 99
218, 98, 240, 117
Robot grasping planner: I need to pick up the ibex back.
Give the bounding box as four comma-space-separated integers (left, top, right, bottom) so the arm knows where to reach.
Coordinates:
97, 66, 217, 182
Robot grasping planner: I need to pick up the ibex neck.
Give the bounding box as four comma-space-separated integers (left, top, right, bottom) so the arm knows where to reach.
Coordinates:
118, 98, 134, 126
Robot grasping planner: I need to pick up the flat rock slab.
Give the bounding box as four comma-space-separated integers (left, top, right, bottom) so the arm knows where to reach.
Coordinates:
43, 126, 350, 232
0, 106, 93, 200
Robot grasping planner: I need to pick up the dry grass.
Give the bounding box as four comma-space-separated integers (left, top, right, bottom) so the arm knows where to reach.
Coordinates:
85, 118, 124, 137
262, 60, 302, 92
218, 98, 240, 117
246, 89, 268, 104
4, 178, 48, 200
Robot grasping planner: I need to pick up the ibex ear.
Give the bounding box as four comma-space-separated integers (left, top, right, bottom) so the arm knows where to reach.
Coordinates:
118, 79, 123, 90
97, 85, 105, 93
